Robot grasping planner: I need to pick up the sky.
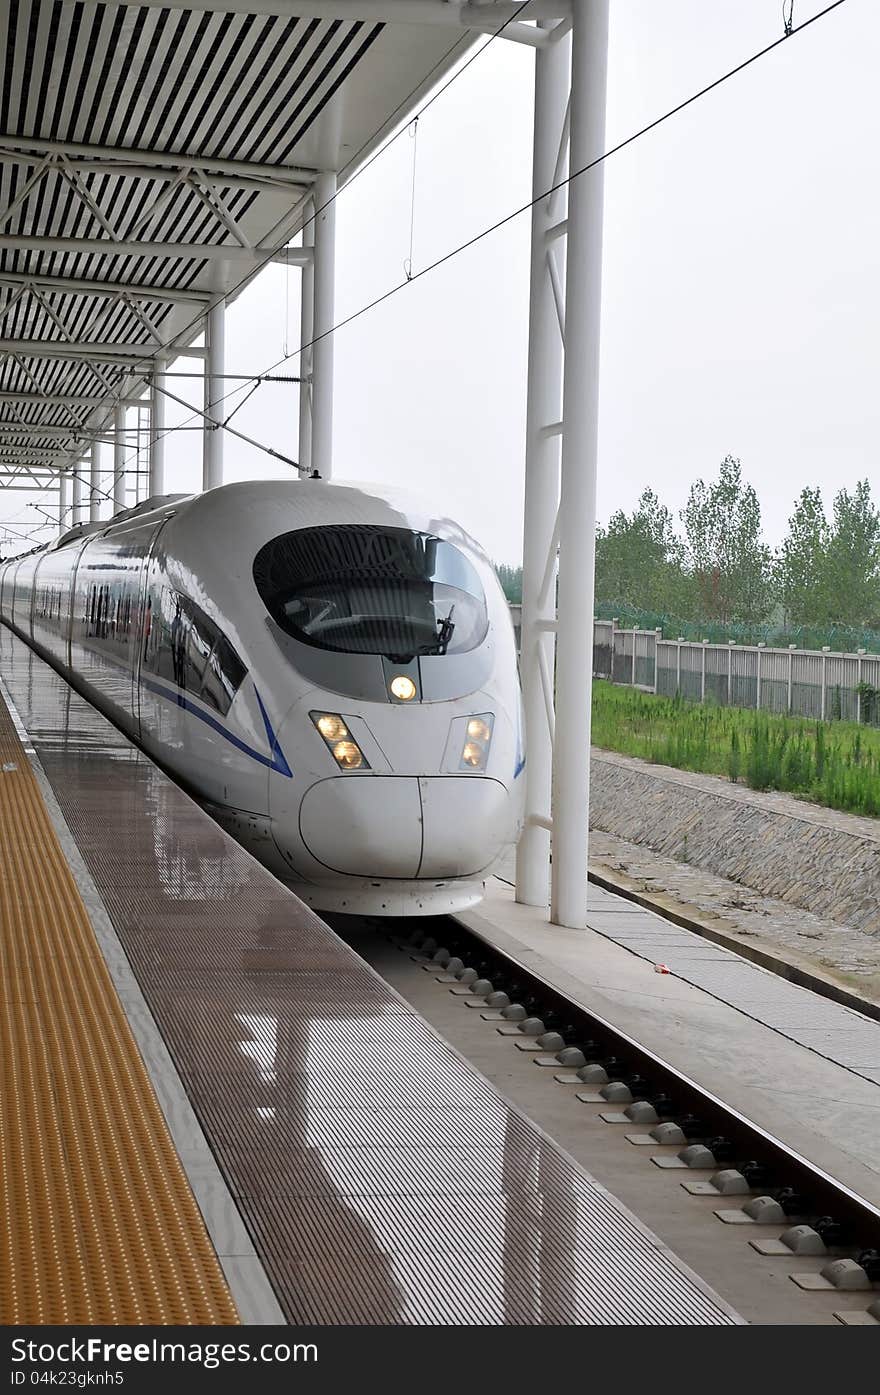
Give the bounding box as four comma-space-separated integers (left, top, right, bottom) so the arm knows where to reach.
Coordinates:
3, 0, 877, 564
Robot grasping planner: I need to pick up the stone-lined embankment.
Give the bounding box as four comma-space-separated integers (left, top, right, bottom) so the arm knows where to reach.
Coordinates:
589, 751, 880, 936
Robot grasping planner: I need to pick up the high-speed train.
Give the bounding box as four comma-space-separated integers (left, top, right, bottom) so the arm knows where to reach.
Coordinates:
0, 480, 524, 915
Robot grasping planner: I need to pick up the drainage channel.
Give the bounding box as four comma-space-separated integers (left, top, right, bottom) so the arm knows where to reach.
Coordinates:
330, 914, 880, 1328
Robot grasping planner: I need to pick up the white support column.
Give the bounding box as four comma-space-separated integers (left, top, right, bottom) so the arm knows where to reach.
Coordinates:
203, 300, 225, 490
59, 472, 71, 533
311, 171, 336, 479
89, 441, 100, 522
72, 461, 84, 525
298, 200, 315, 478
515, 21, 569, 909
149, 355, 167, 496
550, 0, 609, 929
113, 403, 127, 513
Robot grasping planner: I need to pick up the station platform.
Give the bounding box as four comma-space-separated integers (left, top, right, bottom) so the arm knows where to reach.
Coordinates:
0, 626, 739, 1327
457, 875, 880, 1229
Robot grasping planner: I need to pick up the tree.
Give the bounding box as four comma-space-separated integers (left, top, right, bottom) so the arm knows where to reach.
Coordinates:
776, 487, 833, 625
825, 480, 880, 627
494, 562, 523, 604
681, 455, 772, 625
594, 487, 689, 614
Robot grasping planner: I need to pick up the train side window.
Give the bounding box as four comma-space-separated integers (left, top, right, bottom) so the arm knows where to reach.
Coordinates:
199, 634, 247, 715
146, 588, 183, 683
169, 601, 202, 693
186, 609, 213, 689
142, 586, 247, 712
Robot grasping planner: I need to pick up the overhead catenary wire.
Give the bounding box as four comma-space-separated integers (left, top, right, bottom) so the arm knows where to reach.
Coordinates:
150, 381, 299, 469
404, 117, 419, 281
55, 0, 536, 495
5, 0, 849, 520
217, 0, 849, 432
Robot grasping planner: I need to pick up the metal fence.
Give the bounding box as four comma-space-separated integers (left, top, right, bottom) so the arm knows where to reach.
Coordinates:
590, 618, 880, 722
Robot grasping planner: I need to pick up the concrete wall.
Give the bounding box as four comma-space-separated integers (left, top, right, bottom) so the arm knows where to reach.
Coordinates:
589, 618, 880, 721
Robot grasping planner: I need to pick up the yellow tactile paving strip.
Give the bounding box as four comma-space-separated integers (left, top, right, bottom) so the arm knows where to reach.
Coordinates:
0, 692, 239, 1324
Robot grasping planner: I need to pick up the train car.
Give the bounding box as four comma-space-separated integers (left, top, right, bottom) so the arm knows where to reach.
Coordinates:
0, 480, 525, 915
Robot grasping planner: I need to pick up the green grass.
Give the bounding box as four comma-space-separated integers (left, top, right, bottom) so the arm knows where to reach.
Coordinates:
591, 681, 880, 818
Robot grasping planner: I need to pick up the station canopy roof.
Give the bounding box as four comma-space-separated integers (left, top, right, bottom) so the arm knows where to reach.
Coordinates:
0, 1, 564, 497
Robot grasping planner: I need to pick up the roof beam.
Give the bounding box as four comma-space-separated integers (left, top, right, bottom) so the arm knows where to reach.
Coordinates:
0, 235, 314, 263
0, 135, 315, 189
0, 424, 125, 440
0, 391, 146, 408
0, 340, 206, 363
0, 445, 86, 458
100, 1, 567, 44
0, 271, 211, 305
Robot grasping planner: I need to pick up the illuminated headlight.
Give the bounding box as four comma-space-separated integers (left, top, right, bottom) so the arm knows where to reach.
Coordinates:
316, 713, 347, 742
310, 712, 370, 771
332, 740, 365, 770
390, 674, 417, 701
460, 712, 494, 771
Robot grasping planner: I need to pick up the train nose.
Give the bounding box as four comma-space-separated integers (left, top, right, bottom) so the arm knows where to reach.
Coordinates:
297, 776, 512, 879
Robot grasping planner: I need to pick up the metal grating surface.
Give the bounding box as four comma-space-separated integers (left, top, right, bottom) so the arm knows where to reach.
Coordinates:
0, 626, 735, 1326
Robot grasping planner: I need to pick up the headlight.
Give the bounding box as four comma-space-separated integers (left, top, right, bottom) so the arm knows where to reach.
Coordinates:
466, 717, 491, 742
389, 674, 417, 701
310, 712, 370, 771
316, 713, 347, 741
460, 712, 494, 771
332, 740, 364, 770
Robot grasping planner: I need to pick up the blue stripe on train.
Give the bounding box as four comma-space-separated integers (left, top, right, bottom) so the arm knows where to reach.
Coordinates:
141, 676, 293, 777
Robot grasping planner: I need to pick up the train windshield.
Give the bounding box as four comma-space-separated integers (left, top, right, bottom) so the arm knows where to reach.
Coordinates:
253, 525, 488, 660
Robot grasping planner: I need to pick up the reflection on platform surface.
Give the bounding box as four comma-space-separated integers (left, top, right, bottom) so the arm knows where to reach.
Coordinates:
0, 628, 736, 1325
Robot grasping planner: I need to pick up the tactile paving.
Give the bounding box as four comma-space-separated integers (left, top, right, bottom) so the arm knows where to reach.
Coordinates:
0, 676, 238, 1324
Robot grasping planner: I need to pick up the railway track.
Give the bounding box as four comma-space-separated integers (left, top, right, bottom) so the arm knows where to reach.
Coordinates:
332, 912, 880, 1327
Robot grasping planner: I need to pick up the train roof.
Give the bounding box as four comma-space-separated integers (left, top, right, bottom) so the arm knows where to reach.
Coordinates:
4, 480, 492, 571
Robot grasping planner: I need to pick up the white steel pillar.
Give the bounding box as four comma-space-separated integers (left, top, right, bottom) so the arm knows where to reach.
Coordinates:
298, 199, 315, 478
89, 441, 100, 522
550, 0, 609, 929
113, 403, 127, 513
203, 300, 225, 490
311, 171, 336, 479
71, 460, 84, 526
59, 472, 71, 533
149, 355, 167, 496
515, 20, 569, 908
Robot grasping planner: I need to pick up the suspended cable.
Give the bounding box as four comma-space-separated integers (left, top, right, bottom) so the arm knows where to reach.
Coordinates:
219, 0, 849, 433
43, 0, 536, 489
404, 117, 419, 281
5, 0, 848, 509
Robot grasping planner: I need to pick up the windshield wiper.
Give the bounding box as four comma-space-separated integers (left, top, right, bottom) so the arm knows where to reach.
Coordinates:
394, 607, 457, 661
435, 605, 455, 656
